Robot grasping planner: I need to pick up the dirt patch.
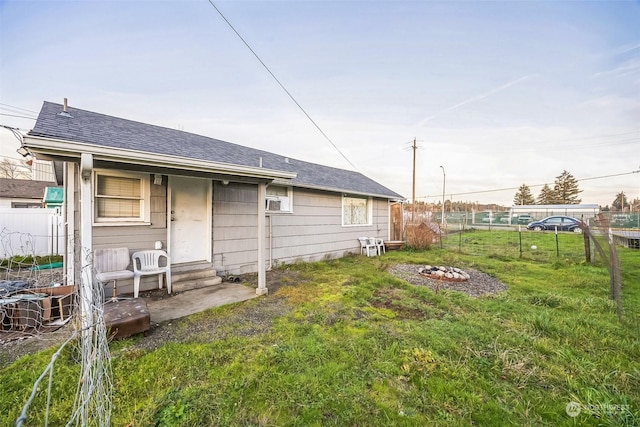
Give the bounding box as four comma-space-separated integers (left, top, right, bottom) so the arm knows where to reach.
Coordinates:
370, 288, 434, 320
239, 269, 305, 294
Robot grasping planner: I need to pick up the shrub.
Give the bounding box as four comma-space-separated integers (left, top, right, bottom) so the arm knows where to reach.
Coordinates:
405, 222, 439, 250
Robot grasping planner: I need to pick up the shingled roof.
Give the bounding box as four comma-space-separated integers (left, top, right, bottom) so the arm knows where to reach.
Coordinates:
0, 178, 57, 200
28, 102, 403, 199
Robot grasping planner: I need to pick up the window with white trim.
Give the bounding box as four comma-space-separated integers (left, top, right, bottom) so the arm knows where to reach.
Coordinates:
342, 195, 371, 226
266, 185, 292, 213
94, 170, 150, 223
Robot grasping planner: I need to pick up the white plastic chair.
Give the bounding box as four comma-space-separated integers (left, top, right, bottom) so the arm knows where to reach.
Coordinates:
94, 247, 134, 302
358, 237, 377, 257
131, 250, 172, 298
374, 238, 386, 255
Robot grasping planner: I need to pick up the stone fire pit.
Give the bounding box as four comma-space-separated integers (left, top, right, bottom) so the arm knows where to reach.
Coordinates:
388, 264, 508, 297
418, 265, 471, 282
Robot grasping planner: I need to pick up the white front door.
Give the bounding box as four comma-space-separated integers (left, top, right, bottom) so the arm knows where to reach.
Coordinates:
169, 176, 211, 264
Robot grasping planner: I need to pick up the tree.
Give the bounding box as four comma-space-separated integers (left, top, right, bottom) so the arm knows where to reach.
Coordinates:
0, 158, 31, 179
553, 170, 582, 204
513, 184, 535, 205
537, 184, 556, 204
612, 191, 627, 211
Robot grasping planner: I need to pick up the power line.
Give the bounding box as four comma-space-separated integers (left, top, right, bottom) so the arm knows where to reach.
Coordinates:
0, 102, 38, 114
542, 130, 637, 143
416, 169, 640, 200
435, 131, 638, 157
514, 136, 639, 154
206, 0, 357, 170
1, 124, 25, 143
0, 113, 37, 120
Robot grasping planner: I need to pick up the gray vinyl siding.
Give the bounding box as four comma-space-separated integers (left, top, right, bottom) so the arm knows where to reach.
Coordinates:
268, 188, 389, 265
212, 182, 259, 275
211, 183, 390, 275
93, 226, 166, 252
149, 176, 167, 228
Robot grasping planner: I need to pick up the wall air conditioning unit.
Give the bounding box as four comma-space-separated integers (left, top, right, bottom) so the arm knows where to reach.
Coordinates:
266, 198, 282, 211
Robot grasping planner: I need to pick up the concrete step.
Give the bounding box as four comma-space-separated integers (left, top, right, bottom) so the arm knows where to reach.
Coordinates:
172, 276, 223, 293
171, 267, 222, 294
171, 261, 215, 274
172, 268, 218, 283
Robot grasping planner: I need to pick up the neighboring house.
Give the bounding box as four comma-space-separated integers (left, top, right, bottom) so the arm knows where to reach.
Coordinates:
0, 178, 65, 257
0, 177, 59, 208
23, 101, 404, 295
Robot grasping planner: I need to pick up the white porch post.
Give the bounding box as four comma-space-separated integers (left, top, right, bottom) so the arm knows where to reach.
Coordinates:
79, 153, 95, 420
64, 162, 75, 285
79, 153, 94, 323
256, 181, 268, 295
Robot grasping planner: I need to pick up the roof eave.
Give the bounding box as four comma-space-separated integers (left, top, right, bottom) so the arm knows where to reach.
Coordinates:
271, 179, 404, 200
23, 135, 297, 180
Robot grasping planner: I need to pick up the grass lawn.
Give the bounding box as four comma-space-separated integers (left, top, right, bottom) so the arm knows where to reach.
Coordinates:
2, 230, 639, 426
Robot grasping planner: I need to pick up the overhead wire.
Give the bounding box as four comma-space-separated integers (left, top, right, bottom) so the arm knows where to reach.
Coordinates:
206, 0, 358, 170
432, 131, 638, 156
1, 124, 25, 143
513, 134, 639, 153
0, 102, 38, 114
0, 113, 37, 120
416, 169, 640, 200
0, 103, 38, 121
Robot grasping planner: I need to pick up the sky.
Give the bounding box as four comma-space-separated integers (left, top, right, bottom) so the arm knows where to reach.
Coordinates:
1, 0, 639, 208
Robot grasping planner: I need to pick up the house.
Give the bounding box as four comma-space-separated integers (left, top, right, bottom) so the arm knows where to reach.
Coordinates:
0, 178, 59, 208
22, 101, 404, 296
0, 178, 65, 257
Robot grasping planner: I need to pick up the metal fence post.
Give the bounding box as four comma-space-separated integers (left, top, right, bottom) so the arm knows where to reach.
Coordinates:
519, 225, 523, 258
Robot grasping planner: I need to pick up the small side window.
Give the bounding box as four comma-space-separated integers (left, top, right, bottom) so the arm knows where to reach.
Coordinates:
343, 195, 372, 226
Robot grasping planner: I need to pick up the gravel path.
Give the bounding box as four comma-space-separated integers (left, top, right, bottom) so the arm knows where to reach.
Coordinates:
388, 264, 507, 297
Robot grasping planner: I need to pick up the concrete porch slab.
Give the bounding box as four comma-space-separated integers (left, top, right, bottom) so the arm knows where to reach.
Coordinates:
144, 282, 258, 324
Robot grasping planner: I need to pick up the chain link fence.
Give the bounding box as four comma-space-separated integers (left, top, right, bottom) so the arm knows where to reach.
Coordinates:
1, 229, 74, 343
441, 227, 589, 262
438, 221, 629, 321
408, 208, 640, 230
2, 229, 113, 426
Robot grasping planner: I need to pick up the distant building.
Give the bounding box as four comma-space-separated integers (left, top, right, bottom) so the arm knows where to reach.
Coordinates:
0, 178, 61, 208
510, 204, 600, 222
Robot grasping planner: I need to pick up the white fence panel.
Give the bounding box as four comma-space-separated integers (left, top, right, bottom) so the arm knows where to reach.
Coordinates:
0, 208, 65, 257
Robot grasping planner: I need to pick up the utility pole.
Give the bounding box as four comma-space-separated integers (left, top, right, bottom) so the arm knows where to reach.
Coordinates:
440, 165, 446, 227
411, 137, 417, 222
